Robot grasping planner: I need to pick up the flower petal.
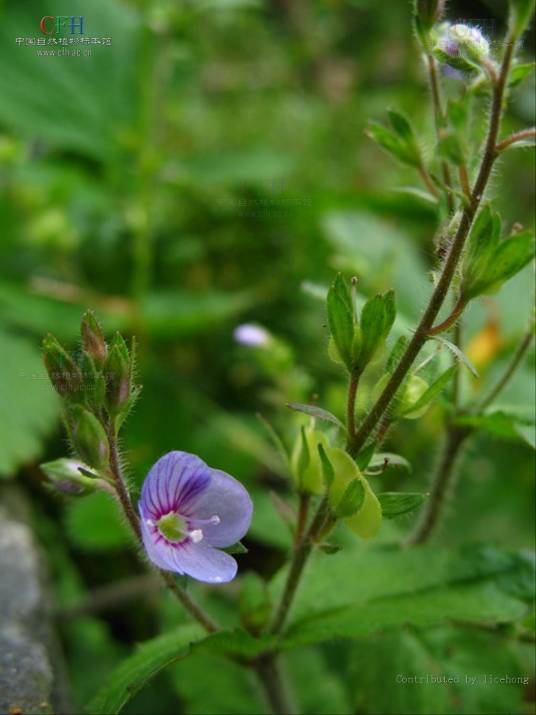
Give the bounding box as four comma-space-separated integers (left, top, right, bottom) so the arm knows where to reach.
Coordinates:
172, 541, 238, 583
189, 469, 253, 548
140, 505, 182, 572
140, 451, 211, 520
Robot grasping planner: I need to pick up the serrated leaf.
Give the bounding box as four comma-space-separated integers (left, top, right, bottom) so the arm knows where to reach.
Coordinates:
400, 365, 457, 416
378, 491, 427, 518
87, 625, 205, 714
286, 402, 346, 432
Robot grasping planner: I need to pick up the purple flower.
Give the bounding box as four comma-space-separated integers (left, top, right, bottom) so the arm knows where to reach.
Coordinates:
139, 451, 253, 584
233, 323, 270, 347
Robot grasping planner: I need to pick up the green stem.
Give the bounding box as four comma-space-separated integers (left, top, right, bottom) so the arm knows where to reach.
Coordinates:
269, 495, 330, 636
496, 126, 536, 152
348, 36, 516, 458
346, 372, 360, 446
426, 52, 455, 214
428, 297, 467, 336
253, 654, 295, 715
478, 328, 534, 411
405, 425, 470, 545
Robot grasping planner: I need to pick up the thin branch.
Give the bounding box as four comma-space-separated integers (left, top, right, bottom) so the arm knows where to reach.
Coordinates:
478, 328, 534, 411
346, 372, 360, 445
496, 126, 536, 153
428, 297, 467, 336
253, 654, 295, 715
405, 425, 470, 545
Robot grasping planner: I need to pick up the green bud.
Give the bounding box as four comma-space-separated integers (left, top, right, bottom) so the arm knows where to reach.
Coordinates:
434, 23, 491, 74
40, 458, 97, 496
42, 333, 83, 401
290, 423, 329, 495
69, 405, 109, 469
372, 374, 430, 420
81, 310, 107, 367
105, 333, 131, 414
79, 352, 106, 410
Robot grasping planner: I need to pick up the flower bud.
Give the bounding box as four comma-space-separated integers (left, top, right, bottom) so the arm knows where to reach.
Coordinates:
81, 310, 107, 367
372, 374, 430, 420
290, 423, 329, 495
69, 405, 109, 469
105, 333, 131, 415
434, 23, 490, 73
42, 333, 82, 401
40, 458, 97, 496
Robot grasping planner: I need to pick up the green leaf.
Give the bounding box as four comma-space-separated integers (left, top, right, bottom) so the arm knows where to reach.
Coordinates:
366, 121, 422, 168
508, 62, 535, 88
334, 478, 365, 518
455, 411, 535, 448
281, 579, 528, 649
358, 291, 396, 369
355, 442, 377, 470
87, 625, 205, 714
0, 0, 140, 159
222, 541, 248, 554
430, 334, 479, 377
400, 365, 457, 416
0, 330, 61, 477
64, 492, 133, 551
509, 0, 536, 37
378, 491, 427, 518
463, 221, 535, 300
388, 109, 416, 144
327, 274, 354, 369
367, 452, 411, 472
286, 402, 346, 432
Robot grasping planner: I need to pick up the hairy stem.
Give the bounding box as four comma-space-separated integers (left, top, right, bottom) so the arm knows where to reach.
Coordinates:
346, 372, 360, 446
428, 296, 467, 335
294, 493, 310, 546
496, 126, 536, 152
348, 37, 516, 457
478, 328, 534, 411
405, 425, 470, 545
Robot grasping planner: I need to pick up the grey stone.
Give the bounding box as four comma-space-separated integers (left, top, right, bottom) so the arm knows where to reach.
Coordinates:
0, 489, 70, 715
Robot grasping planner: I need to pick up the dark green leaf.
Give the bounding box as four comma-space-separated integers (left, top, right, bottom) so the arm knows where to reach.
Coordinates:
222, 541, 248, 554
334, 478, 365, 518
87, 625, 205, 714
378, 491, 427, 518
327, 274, 354, 369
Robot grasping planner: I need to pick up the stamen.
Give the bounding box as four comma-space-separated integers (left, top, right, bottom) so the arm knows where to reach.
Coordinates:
189, 529, 204, 543
189, 514, 220, 527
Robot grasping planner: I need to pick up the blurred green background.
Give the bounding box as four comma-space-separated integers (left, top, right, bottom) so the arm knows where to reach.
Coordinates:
0, 0, 534, 713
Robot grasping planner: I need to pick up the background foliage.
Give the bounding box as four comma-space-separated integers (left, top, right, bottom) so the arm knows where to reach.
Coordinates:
0, 0, 534, 713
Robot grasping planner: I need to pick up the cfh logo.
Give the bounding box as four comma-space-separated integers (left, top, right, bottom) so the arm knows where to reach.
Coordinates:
39, 16, 85, 35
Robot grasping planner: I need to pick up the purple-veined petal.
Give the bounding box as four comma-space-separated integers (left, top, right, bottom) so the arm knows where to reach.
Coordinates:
140, 505, 183, 572
188, 469, 253, 548
140, 451, 211, 520
171, 541, 238, 583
